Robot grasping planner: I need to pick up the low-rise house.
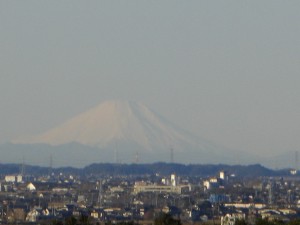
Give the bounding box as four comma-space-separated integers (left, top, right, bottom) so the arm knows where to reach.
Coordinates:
26, 208, 40, 222
221, 213, 245, 225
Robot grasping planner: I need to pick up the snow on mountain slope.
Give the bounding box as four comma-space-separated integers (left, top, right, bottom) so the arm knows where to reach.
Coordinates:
17, 101, 205, 151
13, 100, 252, 165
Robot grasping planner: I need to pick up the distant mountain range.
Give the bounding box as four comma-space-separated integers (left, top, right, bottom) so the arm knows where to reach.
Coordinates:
0, 100, 296, 168
0, 162, 294, 177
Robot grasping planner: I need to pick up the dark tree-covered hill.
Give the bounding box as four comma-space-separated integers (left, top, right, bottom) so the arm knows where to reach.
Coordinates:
0, 162, 294, 177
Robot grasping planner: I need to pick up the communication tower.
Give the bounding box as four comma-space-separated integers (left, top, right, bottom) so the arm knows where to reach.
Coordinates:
295, 151, 299, 171
170, 147, 174, 163
49, 154, 53, 176
134, 151, 140, 163
20, 156, 25, 176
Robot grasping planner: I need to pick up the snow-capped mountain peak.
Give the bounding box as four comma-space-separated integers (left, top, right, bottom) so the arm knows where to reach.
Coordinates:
13, 100, 248, 165
17, 100, 198, 151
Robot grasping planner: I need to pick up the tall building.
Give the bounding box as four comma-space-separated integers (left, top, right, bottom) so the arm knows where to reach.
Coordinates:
171, 174, 177, 187
220, 171, 225, 180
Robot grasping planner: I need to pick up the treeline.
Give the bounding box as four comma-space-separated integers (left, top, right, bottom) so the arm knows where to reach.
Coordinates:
0, 162, 293, 177
49, 214, 300, 225
236, 218, 300, 225
84, 162, 278, 177
50, 213, 181, 225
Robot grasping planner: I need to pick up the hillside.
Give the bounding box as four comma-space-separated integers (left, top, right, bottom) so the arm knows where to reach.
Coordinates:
0, 162, 292, 177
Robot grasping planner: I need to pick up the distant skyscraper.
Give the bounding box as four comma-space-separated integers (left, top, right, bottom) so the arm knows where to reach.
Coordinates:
219, 171, 225, 180
171, 174, 177, 187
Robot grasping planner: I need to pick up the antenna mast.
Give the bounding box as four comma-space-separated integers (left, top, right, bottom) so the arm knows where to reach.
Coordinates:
114, 142, 119, 164
49, 154, 53, 176
20, 156, 25, 176
170, 147, 174, 163
134, 151, 139, 164
295, 151, 299, 171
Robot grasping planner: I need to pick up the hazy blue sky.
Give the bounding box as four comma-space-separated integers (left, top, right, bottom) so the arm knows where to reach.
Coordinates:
1, 1, 300, 157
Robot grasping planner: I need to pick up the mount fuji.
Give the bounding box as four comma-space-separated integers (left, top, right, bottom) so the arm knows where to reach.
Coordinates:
8, 100, 254, 167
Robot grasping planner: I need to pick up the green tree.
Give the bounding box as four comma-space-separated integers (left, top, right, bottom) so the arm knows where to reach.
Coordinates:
235, 219, 248, 225
288, 219, 300, 225
65, 216, 77, 225
116, 222, 136, 225
51, 219, 64, 225
79, 214, 91, 225
256, 218, 284, 225
154, 213, 181, 225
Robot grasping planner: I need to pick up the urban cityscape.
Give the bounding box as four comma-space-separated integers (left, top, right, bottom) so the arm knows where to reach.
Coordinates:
0, 162, 299, 224
1, 1, 300, 225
